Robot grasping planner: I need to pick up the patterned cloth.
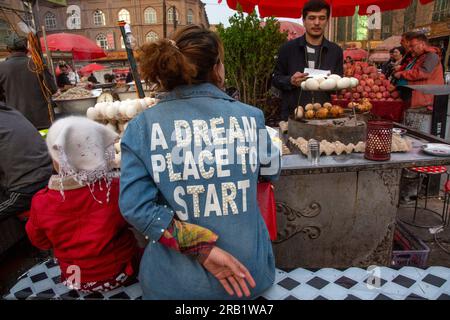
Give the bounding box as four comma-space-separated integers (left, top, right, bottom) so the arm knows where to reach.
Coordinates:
63, 272, 130, 293
159, 219, 218, 263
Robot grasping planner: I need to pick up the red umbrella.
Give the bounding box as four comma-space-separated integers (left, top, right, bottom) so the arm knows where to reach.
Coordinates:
79, 63, 106, 75
220, 0, 434, 18
40, 33, 106, 61
261, 20, 305, 40
343, 47, 368, 61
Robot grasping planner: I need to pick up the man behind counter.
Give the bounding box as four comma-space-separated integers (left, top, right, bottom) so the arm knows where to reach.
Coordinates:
272, 0, 343, 122
56, 62, 74, 91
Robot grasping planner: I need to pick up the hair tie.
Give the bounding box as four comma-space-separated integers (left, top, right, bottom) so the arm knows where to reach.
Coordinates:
168, 39, 179, 50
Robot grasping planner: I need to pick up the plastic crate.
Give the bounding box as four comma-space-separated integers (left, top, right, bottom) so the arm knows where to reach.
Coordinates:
392, 221, 430, 267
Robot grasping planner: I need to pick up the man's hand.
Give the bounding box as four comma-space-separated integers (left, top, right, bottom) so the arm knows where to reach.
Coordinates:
290, 72, 309, 87
393, 65, 402, 72
393, 72, 402, 79
201, 246, 256, 298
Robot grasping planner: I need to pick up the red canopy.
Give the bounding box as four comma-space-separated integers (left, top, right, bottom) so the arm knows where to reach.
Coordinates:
79, 63, 106, 75
40, 33, 106, 61
220, 0, 434, 18
261, 20, 305, 40
343, 47, 368, 61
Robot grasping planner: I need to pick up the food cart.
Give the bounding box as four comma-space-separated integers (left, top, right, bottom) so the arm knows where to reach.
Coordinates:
274, 125, 450, 269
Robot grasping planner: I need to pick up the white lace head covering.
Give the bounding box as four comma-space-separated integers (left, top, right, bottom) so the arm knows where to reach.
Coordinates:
46, 116, 118, 202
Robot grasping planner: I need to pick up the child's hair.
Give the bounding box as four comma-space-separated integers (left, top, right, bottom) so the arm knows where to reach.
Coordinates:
137, 24, 224, 91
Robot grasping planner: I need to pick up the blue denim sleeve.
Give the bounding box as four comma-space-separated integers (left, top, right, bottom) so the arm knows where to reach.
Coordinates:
257, 110, 281, 182
119, 117, 174, 241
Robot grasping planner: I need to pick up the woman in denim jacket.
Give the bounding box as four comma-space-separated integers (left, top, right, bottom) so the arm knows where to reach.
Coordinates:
119, 25, 280, 300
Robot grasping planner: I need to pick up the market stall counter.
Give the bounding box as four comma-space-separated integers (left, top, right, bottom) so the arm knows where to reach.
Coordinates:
273, 125, 450, 269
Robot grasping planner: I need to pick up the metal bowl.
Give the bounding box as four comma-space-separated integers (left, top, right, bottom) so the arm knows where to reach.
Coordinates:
54, 97, 97, 116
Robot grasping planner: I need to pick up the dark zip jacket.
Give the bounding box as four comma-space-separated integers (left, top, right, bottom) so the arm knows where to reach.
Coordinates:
272, 35, 344, 120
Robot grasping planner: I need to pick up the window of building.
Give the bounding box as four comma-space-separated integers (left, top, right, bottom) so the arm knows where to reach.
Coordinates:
346, 16, 353, 41
120, 35, 125, 49
94, 10, 106, 26
23, 12, 34, 28
144, 7, 157, 24
44, 11, 57, 30
404, 0, 417, 32
433, 0, 450, 22
96, 33, 109, 50
168, 7, 179, 24
381, 11, 392, 40
336, 17, 346, 42
0, 19, 12, 49
187, 9, 194, 25
145, 31, 159, 42
118, 9, 131, 24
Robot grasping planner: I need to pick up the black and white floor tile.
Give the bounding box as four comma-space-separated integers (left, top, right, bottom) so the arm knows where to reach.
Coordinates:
4, 259, 450, 300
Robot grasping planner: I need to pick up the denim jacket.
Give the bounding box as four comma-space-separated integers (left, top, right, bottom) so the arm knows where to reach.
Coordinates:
119, 83, 280, 299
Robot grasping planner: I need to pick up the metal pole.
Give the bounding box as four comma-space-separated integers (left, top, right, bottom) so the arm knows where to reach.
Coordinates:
163, 0, 167, 38
119, 21, 145, 98
41, 25, 55, 77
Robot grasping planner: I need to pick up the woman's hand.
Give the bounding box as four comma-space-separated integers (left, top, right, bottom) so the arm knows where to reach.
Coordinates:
201, 246, 256, 298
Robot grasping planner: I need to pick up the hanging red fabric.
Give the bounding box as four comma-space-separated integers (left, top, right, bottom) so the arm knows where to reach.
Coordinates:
257, 182, 277, 241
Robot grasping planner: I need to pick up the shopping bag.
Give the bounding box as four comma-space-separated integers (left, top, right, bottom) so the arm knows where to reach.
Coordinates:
257, 182, 277, 241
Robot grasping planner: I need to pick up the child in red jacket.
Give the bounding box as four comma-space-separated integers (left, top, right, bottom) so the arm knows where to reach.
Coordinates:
26, 116, 140, 293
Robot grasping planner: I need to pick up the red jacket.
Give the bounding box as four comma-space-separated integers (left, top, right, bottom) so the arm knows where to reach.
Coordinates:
26, 177, 139, 283
398, 47, 444, 108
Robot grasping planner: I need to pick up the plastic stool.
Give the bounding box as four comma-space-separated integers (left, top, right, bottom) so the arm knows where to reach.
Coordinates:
399, 166, 448, 228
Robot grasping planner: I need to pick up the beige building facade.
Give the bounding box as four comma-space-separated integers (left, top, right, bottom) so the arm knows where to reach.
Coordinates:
1, 0, 209, 60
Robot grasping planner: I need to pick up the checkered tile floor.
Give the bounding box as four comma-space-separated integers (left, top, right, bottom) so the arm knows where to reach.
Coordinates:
3, 259, 450, 300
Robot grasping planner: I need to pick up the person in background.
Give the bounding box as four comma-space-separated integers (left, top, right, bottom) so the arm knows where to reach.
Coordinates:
272, 0, 343, 122
104, 73, 115, 84
0, 102, 52, 222
67, 67, 80, 85
382, 48, 395, 76
0, 34, 58, 130
393, 32, 418, 102
56, 62, 74, 91
394, 33, 444, 109
344, 56, 355, 77
385, 46, 405, 82
88, 73, 99, 84
26, 117, 141, 293
126, 68, 134, 83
